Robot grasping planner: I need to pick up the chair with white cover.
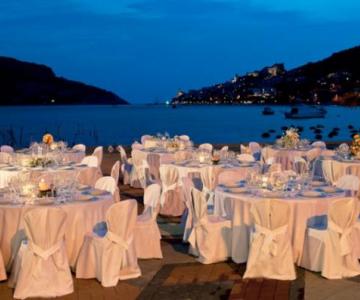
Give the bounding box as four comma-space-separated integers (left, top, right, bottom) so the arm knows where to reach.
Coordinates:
300, 198, 360, 279
249, 142, 261, 160
243, 199, 296, 280
292, 156, 308, 175
200, 166, 216, 208
72, 144, 86, 152
322, 159, 336, 184
335, 175, 360, 196
130, 149, 151, 188
0, 210, 7, 281
188, 188, 232, 264
0, 152, 12, 164
95, 176, 120, 202
111, 161, 120, 184
92, 146, 103, 168
311, 141, 327, 149
263, 157, 282, 174
179, 135, 190, 142
141, 135, 152, 145
134, 184, 163, 259
76, 200, 141, 286
159, 165, 186, 216
9, 208, 73, 299
0, 145, 14, 153
199, 143, 213, 152
237, 153, 255, 163
220, 145, 228, 152
131, 142, 143, 150
118, 145, 132, 185
240, 144, 251, 154
81, 155, 98, 167
147, 153, 161, 181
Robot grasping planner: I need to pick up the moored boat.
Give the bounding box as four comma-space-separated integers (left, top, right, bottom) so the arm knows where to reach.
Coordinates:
262, 106, 275, 115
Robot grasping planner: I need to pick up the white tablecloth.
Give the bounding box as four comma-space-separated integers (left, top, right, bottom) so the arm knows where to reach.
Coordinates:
262, 146, 320, 170
0, 165, 101, 188
322, 158, 360, 183
14, 149, 85, 164
214, 187, 349, 264
0, 192, 112, 269
166, 161, 259, 184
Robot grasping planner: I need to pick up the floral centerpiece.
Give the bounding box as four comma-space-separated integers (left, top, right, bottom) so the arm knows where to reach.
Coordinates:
276, 128, 300, 149
166, 138, 185, 152
42, 133, 54, 145
28, 157, 54, 168
350, 134, 360, 159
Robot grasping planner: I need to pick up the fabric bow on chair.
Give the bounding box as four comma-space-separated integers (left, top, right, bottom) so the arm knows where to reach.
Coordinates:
254, 224, 288, 257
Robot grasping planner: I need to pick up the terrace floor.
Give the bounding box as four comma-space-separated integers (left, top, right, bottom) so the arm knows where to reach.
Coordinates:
1, 152, 360, 299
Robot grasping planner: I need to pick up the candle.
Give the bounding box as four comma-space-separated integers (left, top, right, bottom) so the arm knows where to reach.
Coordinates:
199, 155, 205, 163
38, 179, 49, 191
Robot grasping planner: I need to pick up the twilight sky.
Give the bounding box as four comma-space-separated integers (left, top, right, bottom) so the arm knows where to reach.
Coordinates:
0, 0, 359, 103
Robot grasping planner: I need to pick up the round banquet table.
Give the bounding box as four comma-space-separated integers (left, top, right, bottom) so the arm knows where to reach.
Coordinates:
214, 187, 349, 265
14, 149, 85, 164
164, 160, 260, 184
0, 164, 102, 189
261, 146, 321, 170
0, 192, 112, 269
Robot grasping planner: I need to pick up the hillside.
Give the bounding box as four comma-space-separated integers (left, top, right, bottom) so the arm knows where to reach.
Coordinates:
0, 57, 128, 105
172, 46, 360, 106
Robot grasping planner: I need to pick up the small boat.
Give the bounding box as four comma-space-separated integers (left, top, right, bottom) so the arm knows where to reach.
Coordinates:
262, 107, 275, 115
284, 105, 326, 119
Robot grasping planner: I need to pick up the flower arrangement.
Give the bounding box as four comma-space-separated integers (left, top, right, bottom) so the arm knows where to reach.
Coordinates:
42, 133, 54, 145
28, 157, 54, 168
350, 134, 360, 158
276, 128, 300, 149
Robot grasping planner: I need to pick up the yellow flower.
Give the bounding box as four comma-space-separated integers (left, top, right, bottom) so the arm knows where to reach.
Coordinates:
42, 133, 54, 145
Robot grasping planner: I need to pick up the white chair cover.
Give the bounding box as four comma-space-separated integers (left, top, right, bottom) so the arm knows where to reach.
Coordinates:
220, 145, 229, 152
118, 145, 132, 185
335, 175, 360, 195
95, 176, 120, 202
188, 188, 232, 264
240, 144, 251, 154
179, 135, 190, 142
237, 154, 255, 162
243, 200, 296, 280
311, 141, 327, 149
292, 156, 308, 175
72, 144, 86, 152
0, 145, 14, 153
249, 142, 261, 154
76, 200, 141, 287
81, 155, 98, 167
92, 146, 103, 168
0, 210, 6, 281
141, 135, 152, 145
130, 149, 151, 188
322, 160, 335, 184
159, 165, 185, 216
199, 143, 213, 152
111, 161, 120, 184
147, 153, 161, 181
0, 152, 12, 164
300, 198, 360, 279
200, 166, 216, 206
9, 208, 73, 299
134, 184, 163, 259
131, 142, 143, 150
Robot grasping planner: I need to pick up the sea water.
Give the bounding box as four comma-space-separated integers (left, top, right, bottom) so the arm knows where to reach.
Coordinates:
0, 105, 358, 147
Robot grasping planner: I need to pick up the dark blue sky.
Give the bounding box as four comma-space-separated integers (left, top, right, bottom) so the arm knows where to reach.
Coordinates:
0, 1, 359, 103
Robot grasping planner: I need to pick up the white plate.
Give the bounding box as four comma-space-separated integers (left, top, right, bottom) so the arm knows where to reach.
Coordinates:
319, 186, 342, 193
226, 187, 249, 194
